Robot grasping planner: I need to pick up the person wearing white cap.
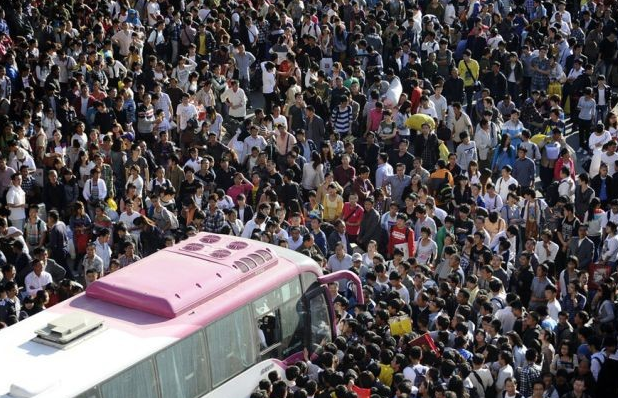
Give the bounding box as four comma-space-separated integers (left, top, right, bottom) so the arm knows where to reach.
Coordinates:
350, 252, 369, 282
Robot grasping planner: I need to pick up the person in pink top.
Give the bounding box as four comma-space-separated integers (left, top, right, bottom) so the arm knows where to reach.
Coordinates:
366, 102, 384, 134
226, 172, 254, 205
553, 148, 575, 181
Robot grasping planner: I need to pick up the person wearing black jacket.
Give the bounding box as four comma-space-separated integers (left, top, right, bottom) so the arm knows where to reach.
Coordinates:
483, 61, 508, 103
135, 216, 165, 257
504, 53, 524, 105
43, 170, 65, 214
591, 165, 614, 208
414, 123, 439, 170
357, 197, 381, 251
278, 170, 303, 212
444, 68, 466, 105
234, 194, 254, 224
564, 44, 588, 76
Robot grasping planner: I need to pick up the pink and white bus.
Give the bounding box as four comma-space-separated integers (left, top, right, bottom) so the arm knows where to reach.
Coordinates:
0, 233, 363, 398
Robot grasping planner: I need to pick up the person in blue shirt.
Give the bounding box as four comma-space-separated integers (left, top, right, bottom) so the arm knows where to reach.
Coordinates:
454, 335, 474, 362
492, 134, 516, 174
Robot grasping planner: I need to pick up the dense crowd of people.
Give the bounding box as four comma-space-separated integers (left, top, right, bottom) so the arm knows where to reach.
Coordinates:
0, 0, 618, 397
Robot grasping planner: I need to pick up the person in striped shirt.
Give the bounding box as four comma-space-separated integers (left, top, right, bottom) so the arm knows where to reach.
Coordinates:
331, 96, 354, 137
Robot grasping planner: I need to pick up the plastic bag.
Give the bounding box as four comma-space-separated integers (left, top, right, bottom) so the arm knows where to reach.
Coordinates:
405, 113, 436, 131
107, 198, 118, 212
439, 142, 450, 162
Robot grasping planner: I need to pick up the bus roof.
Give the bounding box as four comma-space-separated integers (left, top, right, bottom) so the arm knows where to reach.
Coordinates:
0, 235, 322, 398
87, 234, 282, 318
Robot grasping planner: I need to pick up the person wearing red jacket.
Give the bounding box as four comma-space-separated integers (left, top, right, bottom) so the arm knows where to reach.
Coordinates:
409, 79, 423, 114
388, 213, 415, 260
342, 193, 364, 244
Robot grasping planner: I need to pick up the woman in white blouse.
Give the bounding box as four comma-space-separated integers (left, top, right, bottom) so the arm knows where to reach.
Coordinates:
126, 164, 144, 199
301, 152, 325, 193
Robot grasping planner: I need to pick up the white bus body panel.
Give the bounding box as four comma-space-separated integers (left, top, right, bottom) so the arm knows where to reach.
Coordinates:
0, 309, 174, 398
202, 360, 286, 398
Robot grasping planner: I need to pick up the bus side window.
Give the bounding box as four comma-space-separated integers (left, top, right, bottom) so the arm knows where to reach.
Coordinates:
308, 292, 332, 349
253, 278, 304, 360
100, 359, 158, 398
156, 331, 210, 398
205, 306, 258, 387
258, 314, 279, 349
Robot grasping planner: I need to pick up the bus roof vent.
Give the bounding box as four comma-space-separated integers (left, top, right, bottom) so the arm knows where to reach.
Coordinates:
210, 249, 231, 259
227, 241, 249, 250
238, 248, 277, 272
33, 313, 104, 350
182, 243, 205, 252
200, 234, 221, 244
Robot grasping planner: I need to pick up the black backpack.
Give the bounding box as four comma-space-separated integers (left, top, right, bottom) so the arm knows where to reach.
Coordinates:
412, 366, 427, 388
595, 355, 618, 397
545, 181, 560, 207
472, 371, 497, 398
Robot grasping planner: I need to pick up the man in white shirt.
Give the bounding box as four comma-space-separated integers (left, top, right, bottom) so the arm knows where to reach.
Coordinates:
287, 226, 304, 251
300, 14, 320, 38
241, 212, 267, 239
483, 184, 504, 212
112, 21, 134, 57
495, 165, 518, 202
495, 300, 518, 333
535, 230, 560, 264
183, 147, 202, 173
24, 258, 53, 297
83, 167, 108, 219
271, 105, 288, 130
221, 79, 247, 121
261, 61, 277, 113
8, 145, 36, 174
602, 200, 618, 229
153, 83, 174, 123
418, 96, 438, 120
375, 153, 394, 191
601, 141, 618, 175
82, 243, 105, 279
243, 125, 268, 156
403, 346, 429, 389
0, 156, 16, 196
94, 228, 113, 272
602, 221, 618, 264
469, 354, 495, 398
430, 84, 448, 123
146, 0, 161, 26
545, 285, 562, 321
175, 93, 198, 132
6, 172, 26, 231
119, 199, 142, 242
550, 2, 572, 27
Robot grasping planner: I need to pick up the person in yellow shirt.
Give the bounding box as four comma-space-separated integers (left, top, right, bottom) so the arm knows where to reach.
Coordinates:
322, 183, 344, 222
378, 351, 395, 387
458, 50, 480, 113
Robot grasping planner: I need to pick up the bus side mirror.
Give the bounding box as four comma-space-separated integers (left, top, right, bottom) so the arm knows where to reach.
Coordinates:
317, 270, 364, 305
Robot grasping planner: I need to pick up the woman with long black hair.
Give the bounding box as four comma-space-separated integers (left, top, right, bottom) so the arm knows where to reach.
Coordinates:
134, 215, 165, 257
